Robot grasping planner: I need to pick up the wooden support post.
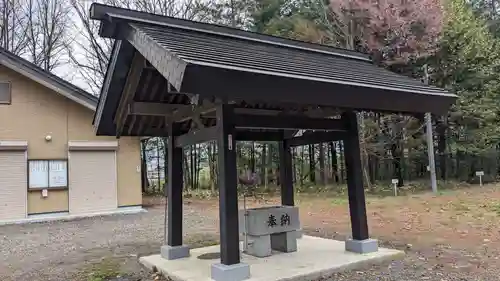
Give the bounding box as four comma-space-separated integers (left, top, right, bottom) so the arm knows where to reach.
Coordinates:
279, 139, 294, 206
216, 104, 240, 265
342, 111, 369, 241
167, 124, 183, 246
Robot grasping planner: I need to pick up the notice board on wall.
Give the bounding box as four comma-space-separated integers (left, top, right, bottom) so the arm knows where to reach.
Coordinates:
29, 160, 49, 189
49, 160, 67, 187
29, 160, 67, 189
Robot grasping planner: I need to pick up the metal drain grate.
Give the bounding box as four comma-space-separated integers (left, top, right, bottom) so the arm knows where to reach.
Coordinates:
197, 252, 221, 260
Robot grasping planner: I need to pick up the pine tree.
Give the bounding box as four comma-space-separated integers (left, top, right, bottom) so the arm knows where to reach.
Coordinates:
429, 0, 500, 154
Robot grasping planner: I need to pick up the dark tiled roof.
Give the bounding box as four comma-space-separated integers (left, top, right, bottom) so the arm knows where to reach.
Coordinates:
91, 3, 370, 61
89, 3, 457, 136
131, 23, 449, 96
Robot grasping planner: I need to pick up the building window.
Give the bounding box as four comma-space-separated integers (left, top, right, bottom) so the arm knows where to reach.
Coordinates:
28, 160, 68, 189
0, 82, 11, 104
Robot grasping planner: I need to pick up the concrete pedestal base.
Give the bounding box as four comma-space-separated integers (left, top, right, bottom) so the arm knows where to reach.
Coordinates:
245, 234, 272, 257
345, 238, 378, 254
211, 262, 250, 281
271, 231, 297, 253
161, 245, 190, 260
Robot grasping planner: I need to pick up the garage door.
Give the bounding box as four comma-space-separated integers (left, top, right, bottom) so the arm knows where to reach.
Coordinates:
69, 151, 117, 214
0, 151, 27, 221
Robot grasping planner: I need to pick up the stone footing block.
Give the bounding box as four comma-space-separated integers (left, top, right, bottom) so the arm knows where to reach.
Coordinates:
211, 262, 250, 281
245, 234, 272, 257
271, 231, 297, 253
160, 245, 190, 260
345, 238, 378, 254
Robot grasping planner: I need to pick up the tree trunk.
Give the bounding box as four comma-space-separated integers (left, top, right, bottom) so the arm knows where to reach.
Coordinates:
339, 141, 345, 183
326, 143, 331, 184
183, 150, 190, 191
140, 138, 149, 193
250, 142, 256, 173
308, 144, 316, 183
437, 116, 448, 180
237, 144, 242, 174
392, 143, 404, 187
156, 139, 161, 193
390, 116, 404, 187
162, 137, 168, 192
368, 154, 376, 183
208, 142, 217, 192
300, 146, 304, 186
189, 145, 194, 190
262, 143, 268, 188
268, 143, 275, 186
358, 113, 372, 191
292, 147, 297, 183
194, 144, 200, 190
329, 142, 339, 183
319, 143, 326, 185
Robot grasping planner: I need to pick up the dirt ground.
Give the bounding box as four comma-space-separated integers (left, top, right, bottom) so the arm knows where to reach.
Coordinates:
172, 184, 500, 280
3, 184, 500, 280
299, 185, 500, 280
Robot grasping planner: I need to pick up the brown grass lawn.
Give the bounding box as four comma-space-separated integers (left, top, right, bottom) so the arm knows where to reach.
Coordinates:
143, 184, 500, 279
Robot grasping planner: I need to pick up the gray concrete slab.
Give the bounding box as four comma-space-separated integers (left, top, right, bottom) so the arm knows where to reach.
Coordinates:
139, 235, 404, 281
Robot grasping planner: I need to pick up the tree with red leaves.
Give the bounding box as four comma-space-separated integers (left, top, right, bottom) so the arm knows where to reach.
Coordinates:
329, 0, 444, 65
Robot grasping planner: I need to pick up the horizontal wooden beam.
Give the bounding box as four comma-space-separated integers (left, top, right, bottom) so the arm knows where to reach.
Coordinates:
128, 102, 188, 116
235, 131, 284, 141
175, 126, 218, 147
170, 102, 217, 123
233, 114, 345, 131
234, 108, 282, 116
126, 101, 218, 128
123, 127, 167, 137
287, 131, 346, 147
205, 107, 340, 118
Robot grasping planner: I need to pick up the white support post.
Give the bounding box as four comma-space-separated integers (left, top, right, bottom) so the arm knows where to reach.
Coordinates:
423, 64, 438, 194
426, 113, 438, 193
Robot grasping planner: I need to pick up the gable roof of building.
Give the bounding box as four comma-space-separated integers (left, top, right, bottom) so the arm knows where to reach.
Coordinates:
0, 48, 98, 111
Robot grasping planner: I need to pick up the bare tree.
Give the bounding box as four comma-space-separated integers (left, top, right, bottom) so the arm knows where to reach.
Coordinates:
0, 0, 30, 55
68, 0, 216, 95
24, 0, 70, 71
68, 0, 113, 94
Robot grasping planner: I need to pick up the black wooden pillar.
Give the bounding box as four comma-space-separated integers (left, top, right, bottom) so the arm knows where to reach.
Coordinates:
216, 104, 241, 265
167, 124, 184, 246
279, 139, 294, 206
342, 111, 369, 241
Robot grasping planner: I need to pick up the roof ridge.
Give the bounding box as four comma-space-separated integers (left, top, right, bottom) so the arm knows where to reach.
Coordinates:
90, 3, 371, 62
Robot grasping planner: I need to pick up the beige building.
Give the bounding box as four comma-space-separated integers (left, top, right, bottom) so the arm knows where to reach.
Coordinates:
0, 49, 143, 224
